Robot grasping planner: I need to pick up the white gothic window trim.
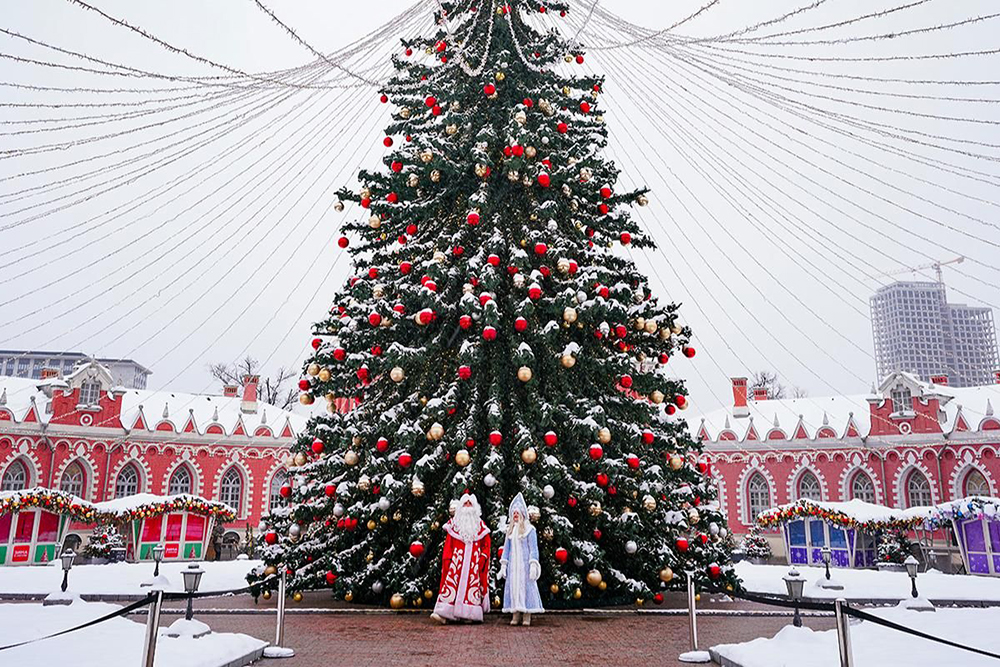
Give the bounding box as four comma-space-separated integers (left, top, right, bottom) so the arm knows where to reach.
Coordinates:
906, 470, 933, 508
1, 460, 28, 491
797, 471, 822, 501
851, 472, 876, 503
746, 473, 771, 521
269, 469, 288, 511
79, 379, 101, 406
60, 461, 85, 498
168, 466, 193, 496
115, 463, 140, 498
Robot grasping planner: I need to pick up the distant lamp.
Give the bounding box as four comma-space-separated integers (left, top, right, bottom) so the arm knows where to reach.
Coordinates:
904, 555, 919, 598
152, 543, 165, 578
59, 550, 75, 593
182, 563, 205, 621
818, 547, 844, 590
783, 567, 806, 627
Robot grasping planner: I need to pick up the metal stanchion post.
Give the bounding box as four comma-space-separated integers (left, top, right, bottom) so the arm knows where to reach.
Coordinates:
678, 570, 711, 664
263, 570, 295, 659
834, 598, 854, 667
141, 590, 163, 667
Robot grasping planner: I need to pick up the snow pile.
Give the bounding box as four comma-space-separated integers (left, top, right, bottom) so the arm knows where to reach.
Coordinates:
736, 562, 1000, 602
713, 607, 1000, 667
96, 494, 235, 522
0, 599, 266, 666
0, 560, 260, 596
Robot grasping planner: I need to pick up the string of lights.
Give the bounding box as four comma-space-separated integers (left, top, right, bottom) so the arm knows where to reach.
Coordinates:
583, 0, 723, 51
746, 11, 1000, 47
725, 0, 931, 43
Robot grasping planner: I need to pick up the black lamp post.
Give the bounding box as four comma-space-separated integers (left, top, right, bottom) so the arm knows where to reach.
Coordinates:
904, 555, 919, 599
59, 550, 75, 593
152, 544, 165, 578
783, 568, 806, 628
181, 563, 204, 621
822, 547, 832, 581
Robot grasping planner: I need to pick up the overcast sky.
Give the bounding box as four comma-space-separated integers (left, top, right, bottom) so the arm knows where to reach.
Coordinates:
1, 0, 998, 418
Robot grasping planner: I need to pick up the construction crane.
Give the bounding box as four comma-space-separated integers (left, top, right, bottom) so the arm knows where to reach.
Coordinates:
882, 256, 964, 283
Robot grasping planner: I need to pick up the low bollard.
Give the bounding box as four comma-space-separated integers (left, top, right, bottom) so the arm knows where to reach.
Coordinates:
834, 598, 854, 667
263, 570, 295, 659
141, 590, 163, 667
678, 570, 711, 663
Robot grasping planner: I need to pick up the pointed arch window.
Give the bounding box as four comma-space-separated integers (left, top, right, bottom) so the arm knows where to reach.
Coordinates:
219, 468, 243, 515
115, 463, 140, 498
168, 466, 193, 496
906, 470, 932, 508
60, 461, 85, 498
797, 471, 822, 501
1, 459, 27, 491
851, 471, 876, 503
964, 470, 990, 497
746, 473, 771, 520
269, 469, 288, 511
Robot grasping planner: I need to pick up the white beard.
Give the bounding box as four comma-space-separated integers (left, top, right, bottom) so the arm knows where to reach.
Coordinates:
453, 504, 482, 542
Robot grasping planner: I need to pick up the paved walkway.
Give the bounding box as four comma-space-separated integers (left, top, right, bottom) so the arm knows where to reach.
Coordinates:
166, 593, 836, 667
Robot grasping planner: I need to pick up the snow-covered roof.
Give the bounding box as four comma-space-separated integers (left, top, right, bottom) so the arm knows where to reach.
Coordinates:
0, 486, 98, 522
756, 498, 925, 531
687, 372, 1000, 443
0, 372, 306, 439
95, 493, 235, 521
913, 496, 1000, 528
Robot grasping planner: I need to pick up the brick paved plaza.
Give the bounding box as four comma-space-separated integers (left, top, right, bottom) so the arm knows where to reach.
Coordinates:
159, 593, 835, 667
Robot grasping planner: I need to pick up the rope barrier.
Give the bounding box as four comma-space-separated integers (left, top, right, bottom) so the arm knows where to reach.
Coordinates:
842, 605, 1000, 661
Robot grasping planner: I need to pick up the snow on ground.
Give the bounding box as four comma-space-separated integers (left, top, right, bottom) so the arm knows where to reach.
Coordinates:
0, 599, 266, 667
736, 561, 1000, 601
0, 559, 260, 596
712, 606, 1000, 667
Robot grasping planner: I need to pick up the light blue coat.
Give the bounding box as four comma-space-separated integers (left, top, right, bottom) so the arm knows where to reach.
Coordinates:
501, 493, 545, 614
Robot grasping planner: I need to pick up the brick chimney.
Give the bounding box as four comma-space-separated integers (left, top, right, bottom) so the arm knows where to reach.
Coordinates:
752, 387, 769, 402
241, 375, 259, 414
930, 374, 948, 386
223, 385, 239, 398
732, 377, 749, 418
995, 369, 1000, 385
40, 368, 61, 380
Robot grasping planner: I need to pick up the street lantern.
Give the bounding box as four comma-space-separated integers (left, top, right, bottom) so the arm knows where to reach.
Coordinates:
821, 547, 832, 580
783, 567, 806, 628
904, 555, 919, 599
152, 543, 165, 578
182, 563, 205, 621
59, 550, 75, 593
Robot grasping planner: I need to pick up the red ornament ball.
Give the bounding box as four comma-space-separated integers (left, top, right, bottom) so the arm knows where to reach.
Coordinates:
620, 232, 631, 245
376, 437, 390, 453
484, 83, 496, 96
567, 496, 577, 508
398, 452, 413, 468
324, 484, 336, 497
675, 395, 687, 407
537, 173, 551, 188
557, 122, 568, 134
459, 315, 473, 329
626, 454, 640, 469
297, 379, 310, 391
391, 161, 402, 172
337, 236, 349, 249
653, 593, 664, 604
595, 472, 609, 487
580, 101, 591, 113
554, 548, 568, 564
709, 563, 721, 579
458, 365, 472, 380
482, 326, 497, 341
528, 286, 542, 300
279, 484, 291, 498
514, 317, 528, 332
683, 347, 696, 358
544, 431, 558, 446
576, 54, 585, 64
619, 374, 633, 388
368, 312, 382, 327
409, 541, 425, 558
642, 430, 654, 445
534, 242, 547, 255
467, 211, 480, 226
589, 444, 603, 460
326, 571, 338, 585
600, 186, 612, 198
489, 431, 503, 446
593, 529, 602, 540
312, 337, 322, 350
383, 136, 393, 147
379, 94, 388, 103
425, 96, 437, 107
265, 531, 278, 545
487, 254, 500, 266
676, 537, 689, 552
311, 439, 324, 454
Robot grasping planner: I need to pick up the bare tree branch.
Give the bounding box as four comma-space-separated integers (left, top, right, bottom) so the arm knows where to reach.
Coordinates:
206, 357, 298, 409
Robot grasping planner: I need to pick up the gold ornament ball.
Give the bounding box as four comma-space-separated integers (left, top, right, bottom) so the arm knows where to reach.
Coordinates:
669, 455, 683, 470
455, 449, 471, 467
541, 526, 554, 541
521, 447, 538, 464
598, 581, 607, 591
528, 506, 541, 522
563, 307, 578, 323
433, 250, 446, 263
393, 510, 402, 521
564, 55, 573, 63
294, 452, 307, 466
420, 150, 434, 164
450, 101, 461, 111
407, 173, 419, 187
637, 194, 649, 207
634, 317, 646, 331
318, 368, 331, 382
262, 590, 272, 600
357, 474, 370, 491
411, 480, 425, 497
475, 163, 488, 177
651, 390, 665, 404
333, 201, 345, 212
589, 502, 602, 517
420, 396, 429, 405
644, 320, 658, 334
517, 366, 533, 382
373, 285, 385, 299
493, 595, 502, 607
659, 567, 674, 583
557, 258, 570, 274
344, 450, 359, 466
307, 363, 320, 376
688, 509, 700, 525
597, 427, 611, 444
345, 592, 354, 602
427, 422, 444, 441
430, 521, 440, 531
495, 71, 506, 81
414, 597, 423, 607
264, 565, 277, 577
446, 124, 458, 136
367, 519, 377, 531
573, 588, 582, 600
562, 86, 571, 96
525, 146, 537, 158
636, 598, 645, 607
293, 592, 303, 603
390, 594, 405, 610
430, 170, 441, 183
671, 324, 683, 335
586, 570, 603, 587
400, 107, 411, 119
284, 455, 294, 467
424, 589, 434, 599
642, 495, 656, 511
561, 354, 576, 369
360, 187, 371, 199
550, 584, 560, 594
366, 551, 374, 562
299, 393, 314, 406
507, 170, 519, 182
390, 366, 405, 382
380, 514, 389, 524
368, 215, 381, 229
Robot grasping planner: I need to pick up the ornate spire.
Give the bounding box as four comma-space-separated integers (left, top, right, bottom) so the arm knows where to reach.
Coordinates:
162, 403, 169, 419
822, 411, 829, 426
987, 399, 994, 417
0, 388, 6, 406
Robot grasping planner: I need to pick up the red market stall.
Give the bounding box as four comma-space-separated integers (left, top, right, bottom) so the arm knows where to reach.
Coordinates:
96, 494, 235, 562
0, 487, 97, 565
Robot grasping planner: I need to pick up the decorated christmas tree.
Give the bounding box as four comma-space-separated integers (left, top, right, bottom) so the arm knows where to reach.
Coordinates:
740, 525, 772, 562
250, 0, 736, 608
83, 524, 125, 560
877, 528, 913, 564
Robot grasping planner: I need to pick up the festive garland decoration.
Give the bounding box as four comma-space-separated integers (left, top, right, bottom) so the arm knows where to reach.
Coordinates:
97, 494, 236, 523
916, 496, 1000, 530
0, 487, 98, 523
756, 498, 924, 532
